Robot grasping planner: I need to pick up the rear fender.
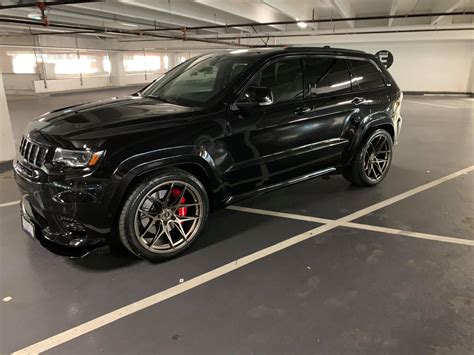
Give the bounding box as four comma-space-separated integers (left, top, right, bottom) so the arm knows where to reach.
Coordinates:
343, 111, 394, 165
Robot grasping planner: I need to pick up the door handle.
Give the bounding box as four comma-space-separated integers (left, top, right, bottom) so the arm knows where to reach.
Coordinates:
294, 107, 311, 115
352, 97, 365, 105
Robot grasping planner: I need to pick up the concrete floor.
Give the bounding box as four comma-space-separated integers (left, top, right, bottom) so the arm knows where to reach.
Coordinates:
1, 89, 473, 354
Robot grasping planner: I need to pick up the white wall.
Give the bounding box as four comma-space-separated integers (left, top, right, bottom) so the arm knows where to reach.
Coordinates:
3, 73, 39, 94
112, 29, 474, 94
314, 40, 473, 93
1, 29, 472, 95
33, 76, 111, 94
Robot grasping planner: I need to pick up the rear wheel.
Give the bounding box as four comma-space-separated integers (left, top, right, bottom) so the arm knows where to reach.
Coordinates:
343, 129, 393, 187
118, 169, 209, 261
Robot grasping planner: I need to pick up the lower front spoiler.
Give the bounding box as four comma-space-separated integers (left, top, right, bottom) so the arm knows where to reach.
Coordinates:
34, 224, 106, 258
21, 201, 106, 258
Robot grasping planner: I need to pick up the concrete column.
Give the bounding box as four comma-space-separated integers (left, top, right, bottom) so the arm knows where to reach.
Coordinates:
0, 65, 16, 162
168, 53, 177, 70
109, 52, 126, 87
0, 49, 14, 73
469, 56, 474, 94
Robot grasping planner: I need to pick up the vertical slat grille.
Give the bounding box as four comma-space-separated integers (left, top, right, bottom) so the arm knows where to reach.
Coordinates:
19, 137, 49, 168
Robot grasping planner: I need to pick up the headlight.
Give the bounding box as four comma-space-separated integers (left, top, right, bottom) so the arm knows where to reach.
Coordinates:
53, 148, 104, 168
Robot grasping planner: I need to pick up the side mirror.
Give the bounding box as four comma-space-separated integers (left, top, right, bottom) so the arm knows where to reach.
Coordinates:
237, 86, 273, 109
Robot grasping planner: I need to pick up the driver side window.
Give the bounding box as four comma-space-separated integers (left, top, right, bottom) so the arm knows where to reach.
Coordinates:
239, 57, 303, 104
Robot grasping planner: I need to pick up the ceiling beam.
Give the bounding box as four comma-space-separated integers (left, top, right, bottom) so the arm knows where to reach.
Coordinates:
117, 0, 253, 33
117, 11, 474, 33
388, 0, 399, 27
0, 16, 252, 47
431, 0, 464, 25
262, 0, 318, 30
330, 0, 356, 28
67, 2, 230, 34
195, 0, 290, 31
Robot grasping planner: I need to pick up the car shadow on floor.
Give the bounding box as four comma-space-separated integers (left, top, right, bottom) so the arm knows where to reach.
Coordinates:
64, 164, 434, 272
66, 208, 274, 271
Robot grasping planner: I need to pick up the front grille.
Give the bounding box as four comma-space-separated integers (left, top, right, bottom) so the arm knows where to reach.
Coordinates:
19, 137, 50, 167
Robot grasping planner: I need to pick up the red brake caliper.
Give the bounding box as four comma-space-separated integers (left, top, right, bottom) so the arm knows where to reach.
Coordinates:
171, 189, 187, 218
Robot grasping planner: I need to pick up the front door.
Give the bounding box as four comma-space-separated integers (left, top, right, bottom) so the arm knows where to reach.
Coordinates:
224, 56, 307, 196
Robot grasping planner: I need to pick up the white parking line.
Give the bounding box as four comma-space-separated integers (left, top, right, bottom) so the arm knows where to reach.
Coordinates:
12, 165, 474, 354
0, 200, 20, 208
404, 100, 458, 109
227, 205, 332, 224
344, 222, 474, 246
338, 165, 473, 223
229, 206, 474, 247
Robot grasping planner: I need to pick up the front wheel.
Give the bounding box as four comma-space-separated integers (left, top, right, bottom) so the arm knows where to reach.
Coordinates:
118, 169, 209, 261
343, 129, 393, 187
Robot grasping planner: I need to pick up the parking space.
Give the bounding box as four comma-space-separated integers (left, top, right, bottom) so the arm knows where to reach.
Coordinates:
355, 173, 474, 240
0, 205, 318, 353
1, 95, 473, 354
46, 227, 474, 355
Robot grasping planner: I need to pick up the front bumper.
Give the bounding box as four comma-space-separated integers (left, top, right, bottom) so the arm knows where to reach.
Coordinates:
14, 160, 115, 256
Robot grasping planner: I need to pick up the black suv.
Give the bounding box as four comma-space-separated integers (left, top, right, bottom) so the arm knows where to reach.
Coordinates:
14, 47, 403, 261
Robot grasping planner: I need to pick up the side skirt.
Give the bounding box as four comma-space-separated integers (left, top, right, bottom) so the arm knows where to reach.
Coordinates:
224, 167, 337, 206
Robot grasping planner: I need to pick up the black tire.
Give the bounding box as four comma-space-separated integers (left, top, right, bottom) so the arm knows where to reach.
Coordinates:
117, 169, 209, 262
343, 129, 393, 187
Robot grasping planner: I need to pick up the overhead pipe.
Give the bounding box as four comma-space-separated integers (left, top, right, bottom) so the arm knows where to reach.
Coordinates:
35, 0, 49, 26
136, 11, 474, 32
0, 17, 252, 47
0, 0, 96, 10
181, 26, 474, 42
0, 43, 121, 52
0, 44, 239, 52
1, 10, 471, 47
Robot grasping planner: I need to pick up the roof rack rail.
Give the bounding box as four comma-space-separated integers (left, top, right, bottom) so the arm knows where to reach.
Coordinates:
282, 46, 366, 54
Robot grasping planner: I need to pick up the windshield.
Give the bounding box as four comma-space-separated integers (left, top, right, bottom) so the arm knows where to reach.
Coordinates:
141, 53, 258, 107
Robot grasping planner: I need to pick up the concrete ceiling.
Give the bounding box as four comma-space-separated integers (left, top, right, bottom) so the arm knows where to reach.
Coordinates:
0, 0, 473, 43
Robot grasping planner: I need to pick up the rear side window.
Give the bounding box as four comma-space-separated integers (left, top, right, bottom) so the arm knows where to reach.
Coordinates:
349, 59, 386, 91
247, 57, 303, 104
303, 57, 351, 98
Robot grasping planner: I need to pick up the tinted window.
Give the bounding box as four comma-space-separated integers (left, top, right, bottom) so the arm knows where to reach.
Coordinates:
349, 59, 386, 91
303, 57, 351, 98
243, 57, 303, 104
142, 54, 258, 106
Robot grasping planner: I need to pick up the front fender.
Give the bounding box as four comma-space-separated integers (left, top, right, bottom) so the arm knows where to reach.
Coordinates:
108, 146, 225, 222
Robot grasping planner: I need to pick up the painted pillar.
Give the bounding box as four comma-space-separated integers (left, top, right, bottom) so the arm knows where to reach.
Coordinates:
0, 58, 16, 162
109, 51, 126, 87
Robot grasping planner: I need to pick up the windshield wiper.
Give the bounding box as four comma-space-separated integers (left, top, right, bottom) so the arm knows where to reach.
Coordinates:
146, 94, 177, 105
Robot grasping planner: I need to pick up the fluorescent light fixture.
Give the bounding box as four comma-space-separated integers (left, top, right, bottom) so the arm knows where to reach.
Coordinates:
28, 13, 42, 20
297, 21, 308, 29
230, 49, 249, 54
119, 22, 138, 27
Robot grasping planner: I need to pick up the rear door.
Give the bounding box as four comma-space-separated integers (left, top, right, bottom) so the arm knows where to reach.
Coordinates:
292, 56, 359, 169
346, 57, 390, 115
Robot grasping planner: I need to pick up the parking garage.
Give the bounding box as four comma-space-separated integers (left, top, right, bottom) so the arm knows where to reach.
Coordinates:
0, 1, 473, 354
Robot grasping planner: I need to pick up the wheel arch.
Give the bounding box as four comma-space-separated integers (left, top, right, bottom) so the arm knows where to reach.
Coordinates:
108, 154, 225, 241
344, 113, 395, 165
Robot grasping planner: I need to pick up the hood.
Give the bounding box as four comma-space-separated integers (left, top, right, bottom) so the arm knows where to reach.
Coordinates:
25, 96, 200, 145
